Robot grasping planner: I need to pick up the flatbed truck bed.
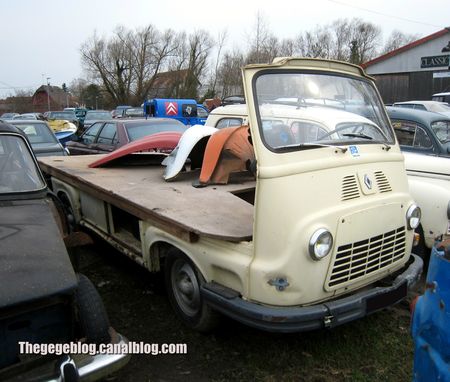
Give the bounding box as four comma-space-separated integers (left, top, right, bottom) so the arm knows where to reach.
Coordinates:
38, 155, 255, 242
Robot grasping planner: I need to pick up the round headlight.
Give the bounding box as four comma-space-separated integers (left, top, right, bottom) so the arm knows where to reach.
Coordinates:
406, 204, 421, 230
309, 229, 333, 260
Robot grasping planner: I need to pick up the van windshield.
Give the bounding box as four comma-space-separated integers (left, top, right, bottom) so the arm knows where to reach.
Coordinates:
254, 72, 394, 151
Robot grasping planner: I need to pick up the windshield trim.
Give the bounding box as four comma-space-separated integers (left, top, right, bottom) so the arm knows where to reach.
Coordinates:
251, 68, 395, 154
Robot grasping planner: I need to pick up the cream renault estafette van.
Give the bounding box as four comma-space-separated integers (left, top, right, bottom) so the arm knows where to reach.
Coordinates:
201, 58, 423, 332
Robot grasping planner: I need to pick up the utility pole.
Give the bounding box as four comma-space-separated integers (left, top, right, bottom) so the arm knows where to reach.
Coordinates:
46, 77, 51, 111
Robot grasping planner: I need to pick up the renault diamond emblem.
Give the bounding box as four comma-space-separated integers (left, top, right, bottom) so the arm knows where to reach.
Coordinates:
364, 174, 372, 189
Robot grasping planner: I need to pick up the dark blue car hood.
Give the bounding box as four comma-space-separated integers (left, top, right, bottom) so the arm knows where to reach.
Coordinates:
0, 198, 77, 309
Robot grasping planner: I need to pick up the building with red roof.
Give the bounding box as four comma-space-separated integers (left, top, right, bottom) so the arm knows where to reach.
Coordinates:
362, 28, 450, 104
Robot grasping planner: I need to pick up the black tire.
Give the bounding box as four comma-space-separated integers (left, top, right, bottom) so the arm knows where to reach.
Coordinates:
58, 192, 76, 233
164, 249, 220, 332
75, 274, 111, 344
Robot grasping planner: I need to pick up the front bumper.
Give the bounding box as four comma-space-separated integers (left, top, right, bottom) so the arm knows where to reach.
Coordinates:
202, 254, 423, 333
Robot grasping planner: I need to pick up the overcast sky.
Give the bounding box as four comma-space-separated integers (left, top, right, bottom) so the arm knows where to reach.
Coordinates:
0, 0, 448, 98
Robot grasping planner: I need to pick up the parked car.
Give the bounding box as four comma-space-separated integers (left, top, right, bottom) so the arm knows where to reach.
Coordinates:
0, 112, 19, 120
66, 118, 187, 155
8, 120, 67, 156
387, 106, 450, 156
403, 152, 450, 256
46, 110, 79, 127
392, 101, 450, 117
411, 238, 450, 381
124, 107, 144, 118
205, 104, 248, 128
12, 113, 45, 121
432, 91, 450, 104
111, 105, 132, 118
82, 110, 112, 131
0, 121, 130, 381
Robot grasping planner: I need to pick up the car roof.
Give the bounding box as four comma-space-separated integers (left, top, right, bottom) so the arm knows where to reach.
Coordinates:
393, 100, 443, 106
386, 106, 450, 125
120, 117, 185, 125
8, 120, 48, 125
209, 104, 248, 117
0, 121, 25, 133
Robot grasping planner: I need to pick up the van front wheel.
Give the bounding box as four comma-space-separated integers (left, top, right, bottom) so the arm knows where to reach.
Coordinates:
165, 249, 220, 332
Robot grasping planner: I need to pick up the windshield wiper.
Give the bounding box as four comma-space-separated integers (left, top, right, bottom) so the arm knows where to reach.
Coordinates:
282, 142, 348, 153
342, 133, 373, 140
342, 133, 393, 151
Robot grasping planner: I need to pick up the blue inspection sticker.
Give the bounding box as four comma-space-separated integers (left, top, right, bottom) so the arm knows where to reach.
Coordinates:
349, 146, 360, 157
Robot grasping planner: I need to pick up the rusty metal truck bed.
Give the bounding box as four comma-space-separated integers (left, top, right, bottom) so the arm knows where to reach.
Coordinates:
39, 155, 255, 242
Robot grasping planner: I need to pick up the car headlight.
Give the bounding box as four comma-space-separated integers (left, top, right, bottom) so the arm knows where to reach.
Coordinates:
309, 229, 333, 260
406, 204, 421, 230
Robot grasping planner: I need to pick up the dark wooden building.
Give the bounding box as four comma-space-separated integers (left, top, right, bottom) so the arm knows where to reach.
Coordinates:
362, 28, 450, 104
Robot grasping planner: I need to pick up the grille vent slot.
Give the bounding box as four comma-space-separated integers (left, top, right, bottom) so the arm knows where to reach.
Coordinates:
374, 171, 392, 193
341, 175, 360, 201
328, 226, 406, 288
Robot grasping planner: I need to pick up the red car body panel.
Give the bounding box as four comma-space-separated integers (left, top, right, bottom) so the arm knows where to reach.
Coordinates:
89, 131, 182, 168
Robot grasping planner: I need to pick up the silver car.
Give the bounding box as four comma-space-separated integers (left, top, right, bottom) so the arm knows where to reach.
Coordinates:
9, 120, 67, 156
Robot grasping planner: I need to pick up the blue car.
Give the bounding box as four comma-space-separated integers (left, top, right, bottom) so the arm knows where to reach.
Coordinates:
411, 238, 450, 381
387, 106, 450, 157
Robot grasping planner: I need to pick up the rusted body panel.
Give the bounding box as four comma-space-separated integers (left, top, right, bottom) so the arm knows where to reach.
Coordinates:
199, 125, 255, 185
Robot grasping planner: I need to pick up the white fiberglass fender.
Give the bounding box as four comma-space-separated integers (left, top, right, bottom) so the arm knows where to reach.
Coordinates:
162, 124, 218, 181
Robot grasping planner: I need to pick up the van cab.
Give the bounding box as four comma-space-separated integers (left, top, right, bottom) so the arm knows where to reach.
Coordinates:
143, 98, 208, 125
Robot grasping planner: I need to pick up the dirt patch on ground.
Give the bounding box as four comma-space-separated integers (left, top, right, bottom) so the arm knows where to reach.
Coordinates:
74, 242, 420, 382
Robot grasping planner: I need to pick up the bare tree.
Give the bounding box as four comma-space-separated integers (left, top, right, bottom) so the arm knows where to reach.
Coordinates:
218, 50, 245, 97
331, 19, 352, 61
246, 11, 277, 64
382, 30, 419, 54
349, 19, 382, 64
299, 26, 333, 58
80, 25, 180, 105
207, 29, 228, 98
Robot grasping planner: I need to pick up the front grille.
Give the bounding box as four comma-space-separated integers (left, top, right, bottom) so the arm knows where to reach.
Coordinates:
341, 175, 360, 201
328, 226, 406, 288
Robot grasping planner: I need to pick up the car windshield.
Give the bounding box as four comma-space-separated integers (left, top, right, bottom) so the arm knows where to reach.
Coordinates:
254, 72, 394, 151
13, 122, 58, 144
0, 134, 46, 193
49, 112, 76, 120
125, 120, 186, 141
85, 112, 111, 120
431, 121, 450, 143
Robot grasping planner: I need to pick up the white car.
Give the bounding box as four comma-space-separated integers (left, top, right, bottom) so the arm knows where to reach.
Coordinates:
403, 152, 450, 255
392, 101, 450, 117
206, 105, 449, 258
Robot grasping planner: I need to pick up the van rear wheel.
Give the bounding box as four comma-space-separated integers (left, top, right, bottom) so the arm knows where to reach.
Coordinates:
165, 249, 220, 332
